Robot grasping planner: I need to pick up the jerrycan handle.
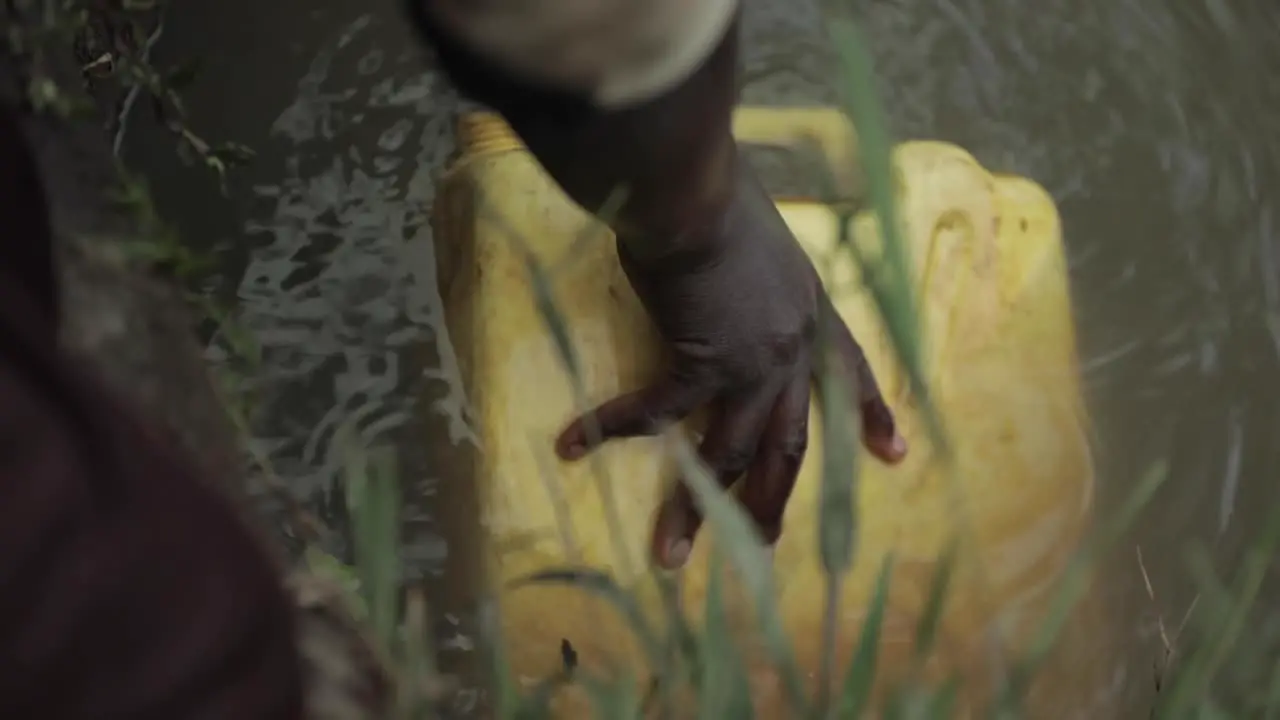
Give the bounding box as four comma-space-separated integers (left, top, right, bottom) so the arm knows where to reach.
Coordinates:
730, 106, 862, 200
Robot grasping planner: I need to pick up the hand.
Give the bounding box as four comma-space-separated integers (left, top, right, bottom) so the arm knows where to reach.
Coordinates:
405, 0, 906, 568
555, 158, 907, 570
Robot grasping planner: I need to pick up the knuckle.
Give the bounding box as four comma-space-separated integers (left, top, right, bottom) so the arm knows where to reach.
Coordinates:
631, 408, 672, 436
774, 429, 809, 464
765, 332, 805, 369
801, 314, 818, 343
719, 446, 755, 478
604, 406, 668, 438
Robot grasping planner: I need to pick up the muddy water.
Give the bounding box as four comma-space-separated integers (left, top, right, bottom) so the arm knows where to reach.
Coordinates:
122, 0, 1280, 716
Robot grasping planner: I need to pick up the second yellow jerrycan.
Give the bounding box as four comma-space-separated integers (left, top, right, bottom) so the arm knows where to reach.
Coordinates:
430, 106, 1104, 716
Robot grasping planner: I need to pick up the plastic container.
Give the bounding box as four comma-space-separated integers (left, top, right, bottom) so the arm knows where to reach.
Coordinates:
431, 107, 1101, 715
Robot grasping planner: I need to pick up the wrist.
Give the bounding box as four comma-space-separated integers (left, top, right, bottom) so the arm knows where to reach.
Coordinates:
612, 141, 741, 268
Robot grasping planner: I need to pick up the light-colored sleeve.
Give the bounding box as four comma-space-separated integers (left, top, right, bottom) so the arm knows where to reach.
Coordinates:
423, 0, 741, 107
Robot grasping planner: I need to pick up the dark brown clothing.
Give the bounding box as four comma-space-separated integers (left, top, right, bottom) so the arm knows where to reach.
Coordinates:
0, 107, 304, 718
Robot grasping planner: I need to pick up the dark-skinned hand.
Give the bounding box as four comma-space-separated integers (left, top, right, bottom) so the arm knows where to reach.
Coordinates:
407, 0, 907, 570
553, 159, 907, 570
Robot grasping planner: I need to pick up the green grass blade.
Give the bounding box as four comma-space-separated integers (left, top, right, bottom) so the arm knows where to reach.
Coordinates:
302, 546, 367, 620
914, 542, 958, 662
1029, 460, 1168, 661
881, 686, 910, 720
814, 315, 861, 716
344, 441, 402, 651
814, 318, 859, 578
669, 434, 811, 715
840, 553, 895, 718
655, 572, 700, 671
400, 587, 439, 719
996, 461, 1168, 712
925, 677, 962, 720
1161, 499, 1280, 717
699, 549, 755, 720
1262, 656, 1280, 720
654, 571, 701, 714
523, 244, 637, 581
551, 186, 629, 276
478, 597, 522, 717
1182, 544, 1235, 636
827, 19, 944, 455
476, 192, 636, 579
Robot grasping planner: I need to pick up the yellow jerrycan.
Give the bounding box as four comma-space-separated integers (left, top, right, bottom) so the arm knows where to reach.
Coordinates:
431, 107, 1103, 716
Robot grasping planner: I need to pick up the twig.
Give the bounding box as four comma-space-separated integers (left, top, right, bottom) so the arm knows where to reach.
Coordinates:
1136, 542, 1200, 712
111, 13, 163, 155
1136, 545, 1200, 658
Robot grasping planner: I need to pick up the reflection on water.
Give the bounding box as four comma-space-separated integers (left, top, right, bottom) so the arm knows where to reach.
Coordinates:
122, 0, 1280, 716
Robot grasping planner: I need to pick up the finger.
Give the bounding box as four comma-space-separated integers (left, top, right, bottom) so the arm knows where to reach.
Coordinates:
859, 393, 906, 464
817, 294, 907, 465
555, 373, 715, 461
651, 386, 779, 569
736, 374, 811, 546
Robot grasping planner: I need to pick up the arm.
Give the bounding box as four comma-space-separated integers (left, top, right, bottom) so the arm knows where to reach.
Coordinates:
407, 2, 906, 570
408, 0, 744, 263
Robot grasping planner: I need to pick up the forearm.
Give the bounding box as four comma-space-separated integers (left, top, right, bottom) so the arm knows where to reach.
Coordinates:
409, 0, 745, 263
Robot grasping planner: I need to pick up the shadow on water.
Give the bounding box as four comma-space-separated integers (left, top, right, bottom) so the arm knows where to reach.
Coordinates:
122, 0, 1280, 715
